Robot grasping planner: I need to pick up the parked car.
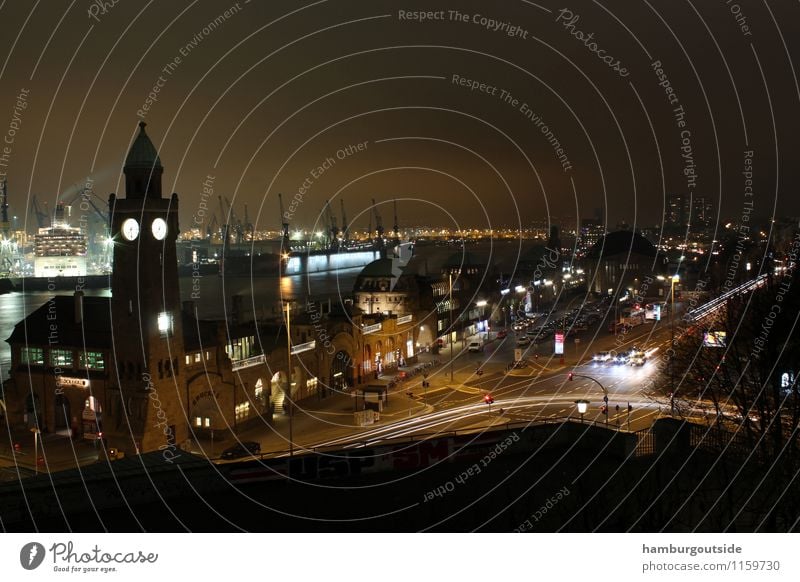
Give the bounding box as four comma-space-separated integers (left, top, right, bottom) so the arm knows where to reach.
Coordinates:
497, 330, 508, 339
221, 441, 261, 459
468, 341, 483, 352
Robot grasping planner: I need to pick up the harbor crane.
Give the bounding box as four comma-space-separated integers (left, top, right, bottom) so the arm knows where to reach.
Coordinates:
324, 199, 339, 250
218, 197, 230, 245
224, 196, 243, 244
277, 193, 290, 248
372, 198, 385, 253
393, 199, 400, 242
31, 195, 49, 228
340, 198, 349, 244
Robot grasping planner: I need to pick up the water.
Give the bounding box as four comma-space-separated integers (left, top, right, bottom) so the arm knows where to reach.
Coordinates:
0, 241, 532, 379
0, 269, 364, 380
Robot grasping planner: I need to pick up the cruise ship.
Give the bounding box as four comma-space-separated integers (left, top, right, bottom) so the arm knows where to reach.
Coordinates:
32, 203, 87, 277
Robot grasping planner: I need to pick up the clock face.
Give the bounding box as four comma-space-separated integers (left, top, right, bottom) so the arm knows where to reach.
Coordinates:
151, 218, 168, 240
121, 218, 139, 241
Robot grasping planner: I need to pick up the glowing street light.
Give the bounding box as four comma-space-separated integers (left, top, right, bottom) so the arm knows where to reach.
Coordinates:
658, 274, 680, 413
575, 399, 589, 423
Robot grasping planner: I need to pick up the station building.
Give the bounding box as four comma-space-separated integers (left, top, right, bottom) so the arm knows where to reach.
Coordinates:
2, 124, 422, 455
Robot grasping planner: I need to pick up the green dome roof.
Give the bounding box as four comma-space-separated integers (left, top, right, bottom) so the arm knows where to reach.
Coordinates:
357, 258, 396, 278
125, 122, 162, 169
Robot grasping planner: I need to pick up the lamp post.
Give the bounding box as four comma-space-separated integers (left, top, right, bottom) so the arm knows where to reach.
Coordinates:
31, 427, 40, 475
658, 274, 680, 414
284, 302, 294, 458
568, 373, 609, 425
449, 272, 454, 382
575, 399, 589, 423
669, 275, 679, 414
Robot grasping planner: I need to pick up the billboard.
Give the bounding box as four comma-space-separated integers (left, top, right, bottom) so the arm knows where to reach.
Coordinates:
703, 331, 726, 347
554, 332, 564, 355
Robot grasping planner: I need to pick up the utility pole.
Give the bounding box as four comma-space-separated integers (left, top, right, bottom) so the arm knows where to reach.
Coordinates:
449, 272, 454, 382
285, 302, 294, 459
670, 275, 678, 415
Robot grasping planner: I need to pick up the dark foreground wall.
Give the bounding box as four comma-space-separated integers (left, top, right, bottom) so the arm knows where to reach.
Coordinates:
0, 420, 797, 532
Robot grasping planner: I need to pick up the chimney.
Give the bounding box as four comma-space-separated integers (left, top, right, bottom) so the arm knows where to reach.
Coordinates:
74, 290, 84, 324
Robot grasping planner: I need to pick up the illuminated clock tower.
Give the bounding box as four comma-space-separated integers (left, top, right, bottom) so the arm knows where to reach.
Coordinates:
108, 122, 187, 454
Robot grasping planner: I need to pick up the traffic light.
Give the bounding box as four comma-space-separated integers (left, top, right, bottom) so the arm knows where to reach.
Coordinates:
600, 405, 608, 414
568, 372, 574, 381
484, 394, 494, 404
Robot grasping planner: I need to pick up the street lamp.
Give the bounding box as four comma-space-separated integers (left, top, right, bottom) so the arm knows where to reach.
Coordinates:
568, 373, 609, 425
284, 302, 294, 458
31, 427, 40, 475
575, 399, 589, 423
449, 272, 454, 382
658, 274, 680, 413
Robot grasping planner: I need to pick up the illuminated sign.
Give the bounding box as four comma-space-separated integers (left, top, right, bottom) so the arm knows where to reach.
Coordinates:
362, 323, 382, 335
396, 314, 413, 325
554, 332, 565, 355
290, 340, 316, 355
56, 376, 89, 388
703, 331, 726, 347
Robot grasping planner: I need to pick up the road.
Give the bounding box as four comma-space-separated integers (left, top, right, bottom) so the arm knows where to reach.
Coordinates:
223, 309, 683, 459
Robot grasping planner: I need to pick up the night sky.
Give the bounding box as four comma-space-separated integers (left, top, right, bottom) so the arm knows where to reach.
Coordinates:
0, 0, 798, 233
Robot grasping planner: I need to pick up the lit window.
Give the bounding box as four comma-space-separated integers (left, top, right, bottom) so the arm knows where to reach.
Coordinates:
307, 377, 318, 391
194, 353, 202, 363
204, 417, 211, 428
50, 349, 73, 368
194, 417, 202, 427
235, 402, 250, 421
79, 351, 105, 370
21, 347, 44, 365
205, 351, 210, 360
185, 355, 191, 365
254, 379, 263, 399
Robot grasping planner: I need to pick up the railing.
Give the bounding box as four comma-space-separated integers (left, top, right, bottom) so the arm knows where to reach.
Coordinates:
632, 429, 655, 457
215, 416, 635, 462
231, 354, 266, 371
